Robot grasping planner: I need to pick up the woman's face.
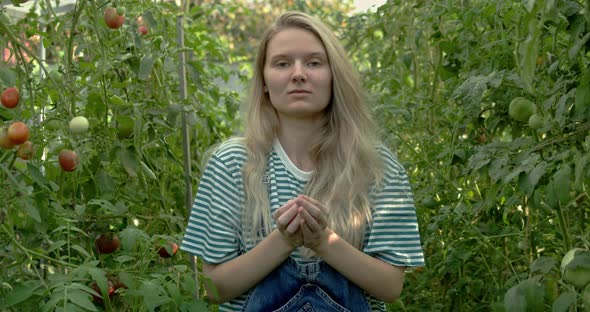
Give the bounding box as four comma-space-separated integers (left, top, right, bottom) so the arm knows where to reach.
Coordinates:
263, 27, 332, 122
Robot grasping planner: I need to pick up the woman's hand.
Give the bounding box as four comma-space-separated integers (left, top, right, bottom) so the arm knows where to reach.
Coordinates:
272, 199, 303, 248
296, 195, 330, 251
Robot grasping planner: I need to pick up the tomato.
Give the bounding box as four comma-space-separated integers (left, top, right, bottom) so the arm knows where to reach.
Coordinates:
0, 128, 15, 149
509, 97, 536, 122
90, 280, 115, 303
95, 232, 121, 254
17, 141, 33, 160
69, 116, 89, 134
138, 25, 148, 35
116, 116, 134, 139
1, 87, 19, 109
156, 241, 178, 258
528, 114, 544, 130
104, 7, 125, 29
58, 149, 79, 172
109, 276, 127, 291
7, 122, 29, 145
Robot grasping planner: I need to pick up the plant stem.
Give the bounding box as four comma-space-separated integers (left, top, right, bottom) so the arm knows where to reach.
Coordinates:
1, 224, 79, 268
549, 203, 571, 251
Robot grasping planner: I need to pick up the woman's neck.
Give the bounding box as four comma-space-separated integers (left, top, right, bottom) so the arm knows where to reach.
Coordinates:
276, 118, 322, 172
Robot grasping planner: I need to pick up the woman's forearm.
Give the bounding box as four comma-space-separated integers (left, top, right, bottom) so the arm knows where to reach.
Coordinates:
203, 229, 295, 303
314, 229, 405, 303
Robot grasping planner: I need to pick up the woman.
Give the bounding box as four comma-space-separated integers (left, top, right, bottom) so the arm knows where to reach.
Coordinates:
181, 11, 424, 312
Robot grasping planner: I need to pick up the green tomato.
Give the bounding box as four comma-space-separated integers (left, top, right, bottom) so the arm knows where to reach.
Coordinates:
509, 97, 536, 122
69, 116, 89, 134
528, 114, 544, 130
116, 116, 134, 139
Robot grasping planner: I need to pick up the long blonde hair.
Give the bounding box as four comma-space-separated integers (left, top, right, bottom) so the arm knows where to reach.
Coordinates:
241, 11, 383, 254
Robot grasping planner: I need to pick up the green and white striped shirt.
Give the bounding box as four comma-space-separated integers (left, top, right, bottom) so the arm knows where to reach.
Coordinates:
181, 138, 425, 311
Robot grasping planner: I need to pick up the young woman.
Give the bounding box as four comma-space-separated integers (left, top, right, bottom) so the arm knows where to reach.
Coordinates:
181, 11, 425, 312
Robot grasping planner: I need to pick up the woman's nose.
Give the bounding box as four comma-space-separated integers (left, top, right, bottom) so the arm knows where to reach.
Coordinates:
291, 62, 306, 82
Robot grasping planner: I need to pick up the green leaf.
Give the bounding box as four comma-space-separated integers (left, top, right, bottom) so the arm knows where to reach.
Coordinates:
517, 10, 540, 94
0, 68, 17, 87
530, 256, 557, 274
565, 251, 590, 270
574, 153, 589, 191
119, 147, 138, 178
95, 170, 115, 195
27, 163, 49, 191
67, 290, 97, 311
139, 55, 155, 80
568, 32, 590, 60
139, 160, 157, 180
545, 165, 572, 208
179, 301, 209, 312
518, 161, 548, 196
119, 226, 149, 251
71, 244, 91, 258
20, 198, 41, 223
551, 292, 576, 312
0, 283, 34, 308
139, 280, 170, 312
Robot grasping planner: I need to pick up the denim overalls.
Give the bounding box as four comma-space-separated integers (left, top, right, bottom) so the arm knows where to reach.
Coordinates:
241, 257, 371, 312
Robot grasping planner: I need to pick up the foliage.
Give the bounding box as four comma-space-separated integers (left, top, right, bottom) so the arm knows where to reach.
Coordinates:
345, 0, 590, 310
2, 0, 590, 311
0, 0, 239, 310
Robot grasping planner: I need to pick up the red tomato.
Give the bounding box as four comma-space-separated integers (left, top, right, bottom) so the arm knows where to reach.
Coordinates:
104, 7, 125, 29
138, 25, 148, 35
1, 87, 19, 109
58, 149, 79, 172
156, 241, 178, 258
90, 280, 115, 303
95, 232, 121, 254
7, 122, 29, 145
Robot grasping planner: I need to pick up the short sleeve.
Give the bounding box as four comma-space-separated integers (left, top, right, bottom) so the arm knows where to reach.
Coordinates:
363, 147, 425, 267
180, 153, 243, 264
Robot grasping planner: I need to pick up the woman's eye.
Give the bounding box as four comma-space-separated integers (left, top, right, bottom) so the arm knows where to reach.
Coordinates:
308, 61, 321, 67
276, 62, 289, 68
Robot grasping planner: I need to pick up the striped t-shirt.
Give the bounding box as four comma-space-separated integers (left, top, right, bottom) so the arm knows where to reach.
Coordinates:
181, 138, 425, 311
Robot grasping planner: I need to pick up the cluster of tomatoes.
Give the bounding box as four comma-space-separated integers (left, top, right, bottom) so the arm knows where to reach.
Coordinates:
1, 88, 32, 159
103, 5, 148, 35
1, 86, 85, 171
92, 232, 178, 303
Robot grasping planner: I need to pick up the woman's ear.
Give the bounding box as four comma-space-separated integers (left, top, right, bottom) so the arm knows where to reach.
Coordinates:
263, 86, 268, 93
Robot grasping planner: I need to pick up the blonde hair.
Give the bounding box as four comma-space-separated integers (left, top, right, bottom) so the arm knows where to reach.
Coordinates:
241, 11, 383, 254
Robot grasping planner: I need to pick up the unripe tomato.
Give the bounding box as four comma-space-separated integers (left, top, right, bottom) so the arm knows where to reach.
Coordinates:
69, 116, 89, 134
509, 97, 536, 122
17, 141, 33, 160
58, 149, 79, 172
104, 7, 125, 29
7, 121, 29, 145
1, 87, 19, 108
0, 127, 15, 149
